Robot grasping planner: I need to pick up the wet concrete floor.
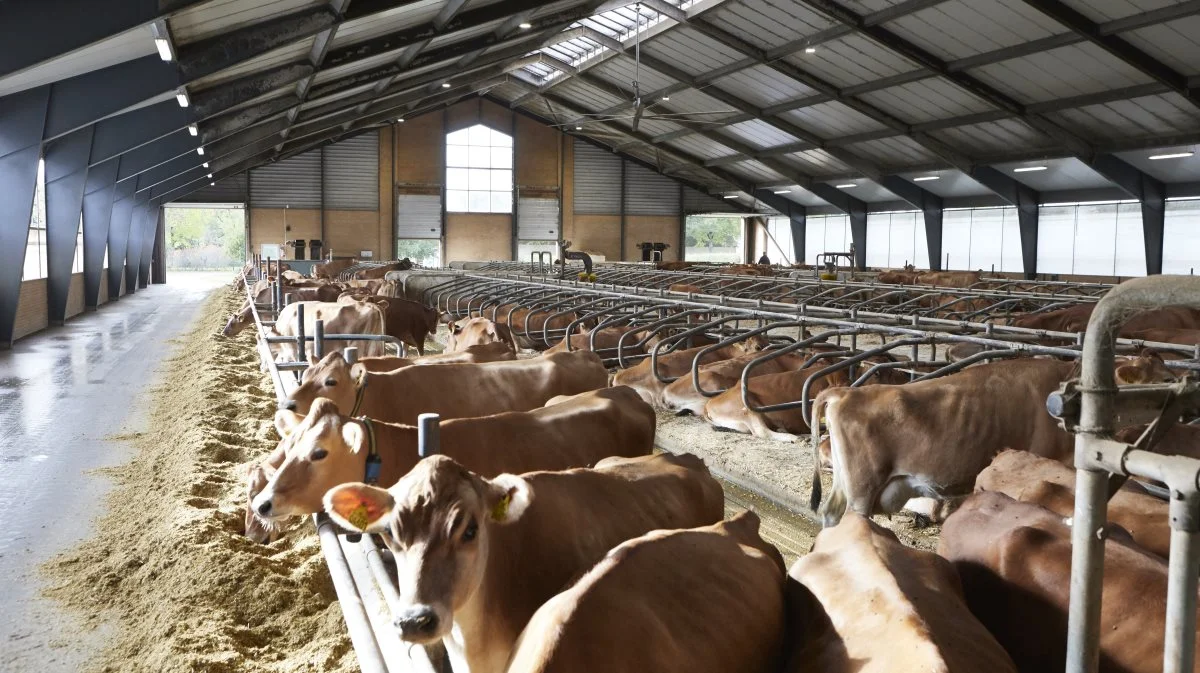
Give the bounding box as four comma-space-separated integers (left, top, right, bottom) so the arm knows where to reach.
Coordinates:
0, 272, 226, 672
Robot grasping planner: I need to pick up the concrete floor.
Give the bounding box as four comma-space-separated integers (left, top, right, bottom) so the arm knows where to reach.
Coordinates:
0, 272, 226, 672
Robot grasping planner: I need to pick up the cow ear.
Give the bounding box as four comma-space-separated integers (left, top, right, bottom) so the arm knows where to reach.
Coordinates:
275, 409, 304, 438
341, 421, 365, 453
483, 474, 533, 525
324, 482, 394, 533
349, 363, 367, 385
375, 300, 389, 310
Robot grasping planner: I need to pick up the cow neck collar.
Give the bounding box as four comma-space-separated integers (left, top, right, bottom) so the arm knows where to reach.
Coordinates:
350, 370, 368, 417
357, 416, 382, 485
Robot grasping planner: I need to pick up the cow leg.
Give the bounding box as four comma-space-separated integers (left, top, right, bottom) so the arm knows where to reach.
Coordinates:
744, 411, 800, 443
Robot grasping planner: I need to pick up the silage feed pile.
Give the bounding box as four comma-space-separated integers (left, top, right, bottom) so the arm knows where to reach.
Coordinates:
45, 286, 356, 673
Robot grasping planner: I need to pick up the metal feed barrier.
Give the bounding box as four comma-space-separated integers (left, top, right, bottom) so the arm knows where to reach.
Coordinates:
239, 260, 447, 673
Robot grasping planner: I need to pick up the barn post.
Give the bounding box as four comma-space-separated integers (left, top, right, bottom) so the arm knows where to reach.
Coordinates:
971, 166, 1040, 280
807, 184, 867, 270
1089, 154, 1166, 275
788, 204, 806, 266
82, 157, 119, 309
0, 86, 50, 347
43, 125, 93, 324
879, 176, 943, 271
106, 177, 136, 300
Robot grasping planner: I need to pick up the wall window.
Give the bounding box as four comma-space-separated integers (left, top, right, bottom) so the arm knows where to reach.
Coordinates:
396, 239, 441, 268
1035, 201, 1147, 276
72, 214, 84, 273
804, 214, 851, 265
1163, 198, 1200, 275
23, 158, 47, 280
685, 215, 744, 262
764, 216, 793, 264
866, 211, 921, 269
446, 124, 513, 213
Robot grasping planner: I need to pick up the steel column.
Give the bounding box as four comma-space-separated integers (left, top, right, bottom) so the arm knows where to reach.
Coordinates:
972, 166, 1040, 279
106, 180, 136, 299
43, 125, 94, 324
879, 176, 945, 270
809, 183, 867, 269
0, 87, 50, 346
124, 194, 151, 294
1089, 154, 1166, 275
82, 158, 119, 308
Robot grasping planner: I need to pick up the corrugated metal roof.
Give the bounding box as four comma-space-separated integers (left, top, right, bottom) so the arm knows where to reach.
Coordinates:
171, 0, 327, 45
721, 119, 800, 149
780, 102, 891, 137
969, 42, 1154, 103
781, 34, 920, 87
0, 26, 155, 97
640, 27, 749, 77
706, 0, 837, 51
896, 170, 996, 198
819, 179, 900, 203
709, 65, 818, 107
1045, 92, 1200, 141
555, 78, 629, 111
885, 0, 1063, 61
843, 135, 941, 167
1116, 145, 1200, 182
589, 57, 679, 93
330, 0, 444, 50
1120, 16, 1200, 76
1052, 0, 1180, 24
726, 160, 787, 182
190, 38, 316, 91
857, 77, 996, 124
782, 149, 853, 176
930, 118, 1058, 156
663, 134, 740, 160
995, 157, 1115, 191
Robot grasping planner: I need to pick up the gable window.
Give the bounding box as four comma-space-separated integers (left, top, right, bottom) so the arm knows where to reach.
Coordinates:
446, 124, 513, 213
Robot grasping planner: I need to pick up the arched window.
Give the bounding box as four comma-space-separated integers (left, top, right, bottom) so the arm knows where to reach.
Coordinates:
446, 124, 513, 213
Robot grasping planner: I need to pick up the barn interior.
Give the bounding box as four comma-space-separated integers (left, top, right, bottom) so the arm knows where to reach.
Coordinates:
3, 0, 1200, 672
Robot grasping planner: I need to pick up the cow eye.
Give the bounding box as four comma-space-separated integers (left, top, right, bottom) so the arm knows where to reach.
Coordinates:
323, 378, 337, 387
311, 448, 328, 461
462, 520, 478, 542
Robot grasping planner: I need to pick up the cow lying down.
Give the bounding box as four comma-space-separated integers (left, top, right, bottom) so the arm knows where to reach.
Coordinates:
243, 386, 655, 542
811, 353, 1175, 527
323, 453, 724, 673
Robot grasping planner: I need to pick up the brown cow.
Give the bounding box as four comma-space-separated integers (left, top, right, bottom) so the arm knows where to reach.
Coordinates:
611, 336, 769, 406
485, 304, 583, 349
223, 284, 344, 336
702, 356, 909, 441
351, 341, 517, 373
323, 452, 724, 673
270, 301, 388, 362
507, 512, 785, 673
661, 347, 836, 416
445, 317, 517, 354
785, 513, 1017, 673
1124, 327, 1200, 346
656, 261, 693, 271
339, 294, 438, 355
284, 349, 608, 423
811, 353, 1175, 526
1009, 304, 1200, 334
314, 258, 356, 279
876, 264, 919, 284
916, 270, 982, 288
975, 450, 1170, 558
545, 324, 650, 358
939, 492, 1187, 673
249, 386, 655, 523
353, 259, 412, 279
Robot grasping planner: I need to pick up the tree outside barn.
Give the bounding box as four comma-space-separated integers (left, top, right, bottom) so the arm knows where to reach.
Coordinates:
164, 206, 246, 270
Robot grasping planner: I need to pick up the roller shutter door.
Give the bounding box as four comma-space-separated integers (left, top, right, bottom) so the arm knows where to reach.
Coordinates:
323, 131, 379, 210
250, 149, 321, 208
624, 162, 680, 216
396, 193, 442, 239
517, 198, 559, 240
177, 174, 248, 204
683, 186, 731, 214
573, 139, 621, 214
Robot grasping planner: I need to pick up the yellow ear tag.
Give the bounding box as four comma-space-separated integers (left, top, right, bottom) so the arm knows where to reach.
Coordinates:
347, 502, 371, 531
491, 493, 511, 521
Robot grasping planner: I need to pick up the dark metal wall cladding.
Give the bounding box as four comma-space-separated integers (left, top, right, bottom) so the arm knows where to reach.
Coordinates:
323, 131, 379, 211
572, 139, 621, 214
250, 150, 321, 209
178, 174, 249, 203
395, 193, 442, 239
683, 187, 731, 214
624, 162, 680, 216
517, 197, 559, 240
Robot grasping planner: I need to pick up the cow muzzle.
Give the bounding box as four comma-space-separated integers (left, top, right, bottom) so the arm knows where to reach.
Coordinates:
280, 399, 297, 411
393, 605, 440, 640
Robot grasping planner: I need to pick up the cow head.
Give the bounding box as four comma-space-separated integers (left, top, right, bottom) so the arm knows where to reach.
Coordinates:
1115, 349, 1176, 385
733, 334, 771, 354
223, 303, 255, 337
284, 351, 362, 415
445, 318, 513, 353
324, 456, 533, 644
250, 399, 370, 521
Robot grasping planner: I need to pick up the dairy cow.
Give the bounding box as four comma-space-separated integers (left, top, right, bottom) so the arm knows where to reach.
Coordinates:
611, 336, 769, 407
446, 317, 517, 353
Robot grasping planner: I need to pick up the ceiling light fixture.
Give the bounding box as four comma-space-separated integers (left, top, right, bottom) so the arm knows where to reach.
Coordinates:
575, 125, 582, 130
1012, 166, 1047, 173
723, 194, 739, 199
187, 124, 198, 137
175, 88, 190, 108
196, 147, 205, 156
202, 162, 209, 168
773, 189, 791, 194
441, 82, 451, 88
913, 175, 939, 182
661, 95, 670, 101
210, 182, 216, 186
155, 38, 173, 62
1149, 151, 1194, 160
805, 47, 817, 54
836, 183, 857, 188
518, 22, 532, 29
207, 173, 213, 178
396, 118, 404, 123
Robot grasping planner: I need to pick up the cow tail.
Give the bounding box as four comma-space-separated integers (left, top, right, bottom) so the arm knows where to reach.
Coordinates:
809, 391, 831, 513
